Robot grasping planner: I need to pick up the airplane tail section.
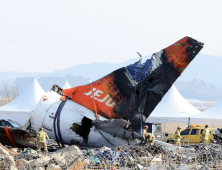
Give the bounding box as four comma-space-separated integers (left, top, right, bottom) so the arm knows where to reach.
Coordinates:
62, 36, 204, 130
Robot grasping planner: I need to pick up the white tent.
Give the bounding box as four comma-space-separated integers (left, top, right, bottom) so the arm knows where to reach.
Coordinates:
197, 99, 221, 119
190, 98, 222, 125
62, 80, 71, 89
0, 78, 45, 126
146, 84, 201, 124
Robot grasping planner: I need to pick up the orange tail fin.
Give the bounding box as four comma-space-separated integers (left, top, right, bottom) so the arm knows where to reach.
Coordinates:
62, 37, 203, 130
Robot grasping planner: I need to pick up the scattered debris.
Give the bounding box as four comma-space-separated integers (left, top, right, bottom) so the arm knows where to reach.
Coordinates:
1, 142, 222, 169
15, 148, 41, 161
0, 144, 17, 170
15, 159, 29, 170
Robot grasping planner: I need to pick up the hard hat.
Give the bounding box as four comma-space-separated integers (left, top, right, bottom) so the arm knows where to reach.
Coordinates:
205, 125, 208, 128
144, 125, 148, 129
177, 126, 182, 129
39, 127, 44, 131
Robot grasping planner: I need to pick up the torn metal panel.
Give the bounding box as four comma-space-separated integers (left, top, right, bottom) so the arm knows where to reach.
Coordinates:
92, 119, 143, 141
70, 117, 93, 143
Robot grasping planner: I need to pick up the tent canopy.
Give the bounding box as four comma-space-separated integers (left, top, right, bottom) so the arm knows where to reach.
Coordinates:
196, 99, 221, 119
62, 80, 71, 89
189, 98, 222, 125
146, 84, 201, 124
0, 78, 45, 125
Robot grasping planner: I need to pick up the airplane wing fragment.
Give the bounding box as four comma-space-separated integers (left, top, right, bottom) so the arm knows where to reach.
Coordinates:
92, 119, 143, 141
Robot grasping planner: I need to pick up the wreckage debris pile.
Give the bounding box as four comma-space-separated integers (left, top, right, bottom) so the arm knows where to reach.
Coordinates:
0, 145, 85, 170
1, 143, 222, 169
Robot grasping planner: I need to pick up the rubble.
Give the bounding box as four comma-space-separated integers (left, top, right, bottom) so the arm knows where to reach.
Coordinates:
15, 159, 29, 170
28, 156, 51, 169
15, 148, 41, 161
0, 143, 18, 156
0, 145, 17, 170
55, 145, 82, 155
1, 142, 222, 169
46, 164, 61, 170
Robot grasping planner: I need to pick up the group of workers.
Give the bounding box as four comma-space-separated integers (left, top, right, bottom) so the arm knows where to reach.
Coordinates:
37, 124, 156, 152
35, 124, 211, 153
173, 125, 210, 146
141, 124, 210, 147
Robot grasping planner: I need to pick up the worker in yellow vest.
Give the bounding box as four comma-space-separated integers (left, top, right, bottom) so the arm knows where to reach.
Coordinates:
142, 125, 148, 139
174, 126, 183, 146
144, 133, 155, 145
36, 127, 49, 153
200, 125, 209, 143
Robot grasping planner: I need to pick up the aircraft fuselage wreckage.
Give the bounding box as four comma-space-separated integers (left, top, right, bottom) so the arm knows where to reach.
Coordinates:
30, 36, 203, 148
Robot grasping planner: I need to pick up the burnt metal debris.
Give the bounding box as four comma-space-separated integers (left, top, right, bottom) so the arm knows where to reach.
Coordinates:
210, 129, 222, 145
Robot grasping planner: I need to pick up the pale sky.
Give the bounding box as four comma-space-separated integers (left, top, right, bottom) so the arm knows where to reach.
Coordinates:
0, 0, 222, 72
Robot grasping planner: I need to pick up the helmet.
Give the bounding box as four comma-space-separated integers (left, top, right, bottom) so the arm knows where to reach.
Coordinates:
39, 127, 44, 131
177, 126, 182, 129
144, 125, 148, 129
205, 125, 208, 128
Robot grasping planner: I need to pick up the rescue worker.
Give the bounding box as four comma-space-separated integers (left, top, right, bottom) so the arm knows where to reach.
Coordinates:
144, 132, 155, 145
142, 125, 148, 139
174, 126, 183, 146
200, 125, 209, 143
36, 127, 49, 153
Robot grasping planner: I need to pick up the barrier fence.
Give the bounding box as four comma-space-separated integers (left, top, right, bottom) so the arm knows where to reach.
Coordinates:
1, 142, 222, 169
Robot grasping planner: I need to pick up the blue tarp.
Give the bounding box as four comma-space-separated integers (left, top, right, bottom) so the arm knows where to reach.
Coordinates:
126, 59, 152, 82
